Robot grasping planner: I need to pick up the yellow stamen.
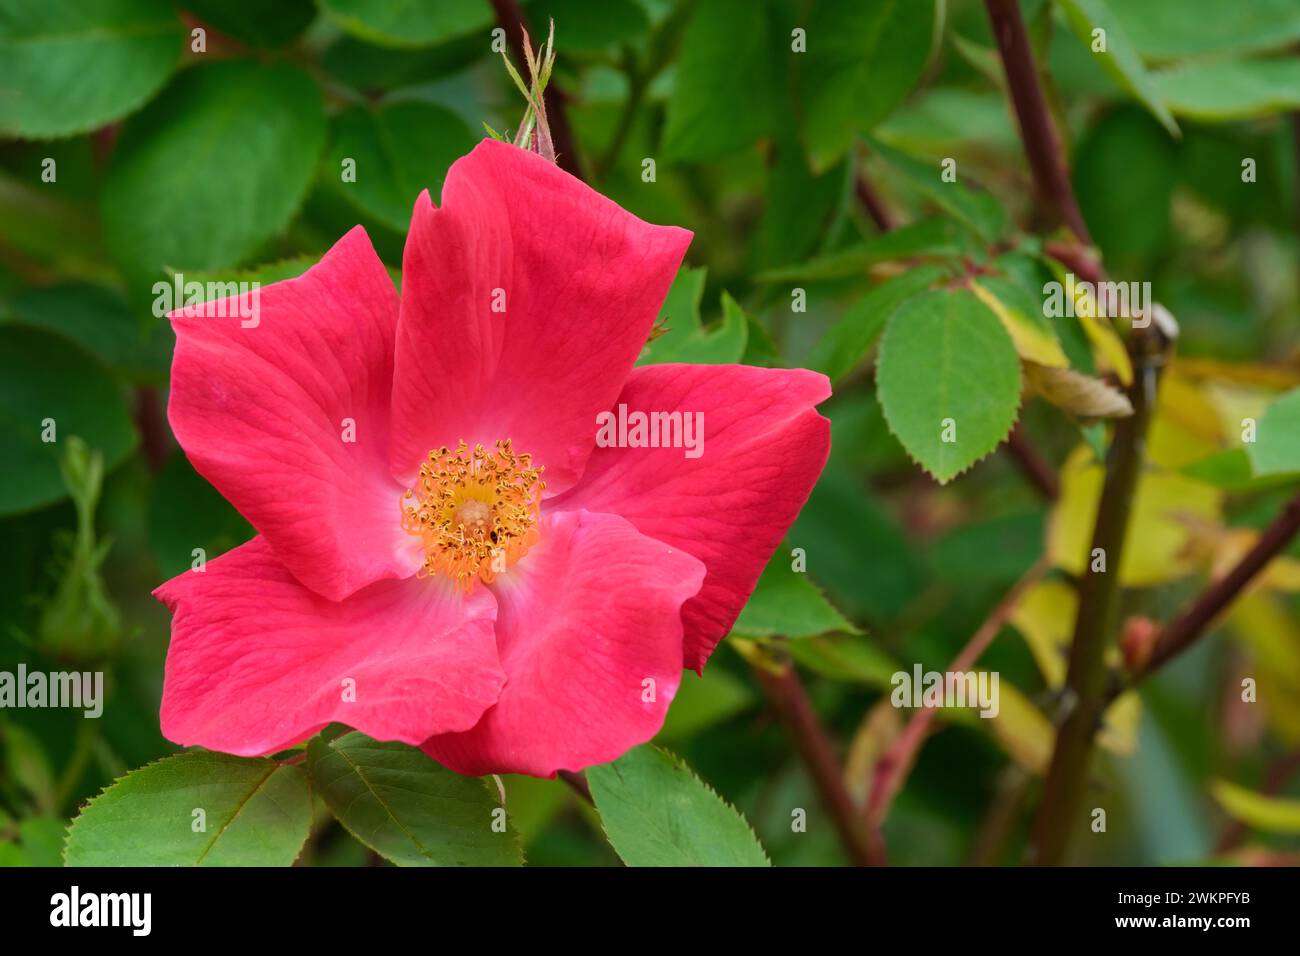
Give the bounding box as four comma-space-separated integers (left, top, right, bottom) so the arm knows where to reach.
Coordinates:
400, 439, 544, 591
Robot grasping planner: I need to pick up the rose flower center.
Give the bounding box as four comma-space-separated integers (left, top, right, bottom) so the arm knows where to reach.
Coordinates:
400, 439, 545, 590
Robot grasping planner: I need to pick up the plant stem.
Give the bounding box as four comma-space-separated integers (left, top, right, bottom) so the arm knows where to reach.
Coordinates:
1112, 489, 1300, 698
854, 170, 896, 232
753, 662, 878, 866
1003, 422, 1059, 500
866, 558, 1049, 840
558, 769, 593, 804
984, 0, 1092, 244
134, 387, 170, 473
1028, 328, 1170, 865
489, 0, 584, 180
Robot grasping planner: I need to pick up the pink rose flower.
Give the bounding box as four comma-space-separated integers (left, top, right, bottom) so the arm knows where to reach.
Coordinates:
154, 140, 830, 776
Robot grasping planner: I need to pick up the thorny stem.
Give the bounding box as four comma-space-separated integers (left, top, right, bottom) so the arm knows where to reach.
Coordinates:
753, 662, 878, 866
1110, 489, 1300, 699
854, 167, 896, 232
1028, 326, 1171, 866
982, 0, 1173, 867
1004, 422, 1059, 501
984, 0, 1092, 244
134, 387, 170, 473
490, 0, 584, 180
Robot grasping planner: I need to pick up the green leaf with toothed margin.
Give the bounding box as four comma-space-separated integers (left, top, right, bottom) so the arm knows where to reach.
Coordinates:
587, 745, 770, 867
640, 268, 747, 366
875, 287, 1022, 484
805, 264, 948, 384
63, 752, 311, 866
306, 732, 522, 867
733, 551, 858, 639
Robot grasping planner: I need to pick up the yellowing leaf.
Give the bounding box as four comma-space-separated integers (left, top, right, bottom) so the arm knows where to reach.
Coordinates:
1200, 381, 1280, 448
843, 699, 904, 805
1024, 362, 1133, 420
1147, 371, 1223, 468
970, 280, 1069, 368
1077, 303, 1133, 386
1045, 260, 1135, 385
1010, 579, 1076, 686
1212, 780, 1300, 835
1049, 446, 1223, 586
1210, 529, 1300, 593
1174, 357, 1300, 391
985, 680, 1054, 774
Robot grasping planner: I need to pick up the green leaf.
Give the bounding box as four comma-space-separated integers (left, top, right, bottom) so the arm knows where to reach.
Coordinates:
102, 59, 325, 279
786, 634, 898, 687
970, 275, 1068, 368
870, 140, 1007, 243
0, 326, 136, 517
0, 171, 111, 280
756, 141, 847, 269
875, 288, 1022, 483
1073, 107, 1177, 262
318, 0, 493, 48
1055, 0, 1178, 136
0, 0, 184, 138
659, 668, 756, 740
733, 553, 857, 638
17, 818, 65, 867
640, 269, 747, 365
182, 0, 316, 47
327, 100, 477, 232
798, 0, 936, 170
587, 745, 770, 866
1212, 779, 1300, 835
525, 0, 648, 52
1247, 387, 1300, 476
1, 721, 56, 813
661, 0, 776, 161
64, 752, 312, 866
756, 219, 961, 283
1153, 56, 1300, 121
1109, 0, 1300, 60
306, 732, 522, 867
806, 264, 948, 384
4, 282, 171, 385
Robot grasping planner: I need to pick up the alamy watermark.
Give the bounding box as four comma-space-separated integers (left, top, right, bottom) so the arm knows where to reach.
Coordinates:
595, 404, 704, 459
152, 272, 261, 328
50, 887, 150, 936
0, 665, 103, 718
1043, 272, 1151, 328
890, 665, 1000, 718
